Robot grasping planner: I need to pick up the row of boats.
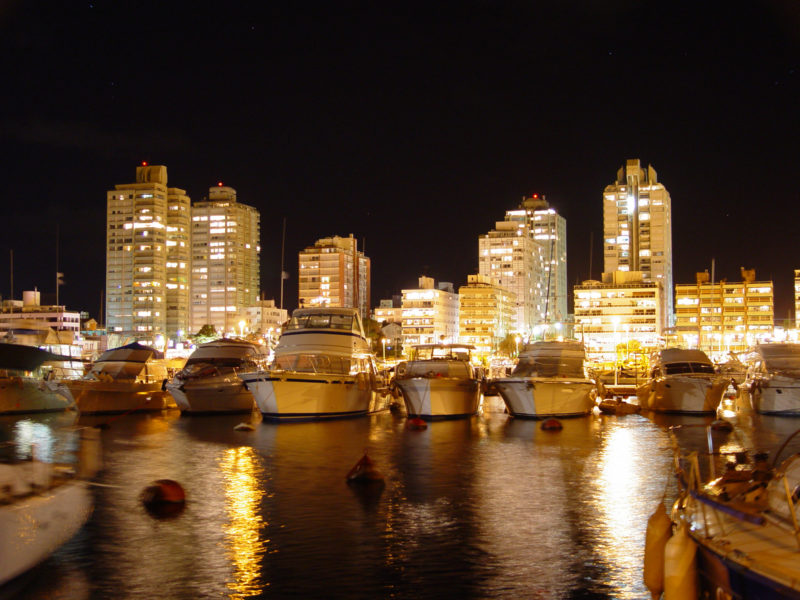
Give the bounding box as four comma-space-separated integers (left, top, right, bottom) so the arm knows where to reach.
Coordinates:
4, 307, 800, 422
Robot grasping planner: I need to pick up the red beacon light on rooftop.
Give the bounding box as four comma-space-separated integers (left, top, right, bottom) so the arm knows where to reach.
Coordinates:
217, 181, 224, 187
142, 161, 148, 166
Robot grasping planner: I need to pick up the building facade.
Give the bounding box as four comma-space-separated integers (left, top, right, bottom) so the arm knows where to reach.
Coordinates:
298, 234, 370, 320
603, 160, 673, 324
795, 269, 800, 329
189, 184, 260, 336
401, 277, 460, 348
573, 271, 663, 360
458, 274, 516, 359
674, 269, 774, 356
478, 194, 566, 335
106, 164, 191, 344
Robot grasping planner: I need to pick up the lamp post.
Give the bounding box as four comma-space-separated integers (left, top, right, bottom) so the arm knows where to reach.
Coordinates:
381, 337, 387, 363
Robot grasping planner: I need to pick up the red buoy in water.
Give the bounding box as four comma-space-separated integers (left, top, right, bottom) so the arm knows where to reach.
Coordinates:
346, 453, 384, 483
141, 479, 186, 518
406, 417, 428, 430
711, 419, 733, 432
541, 418, 563, 431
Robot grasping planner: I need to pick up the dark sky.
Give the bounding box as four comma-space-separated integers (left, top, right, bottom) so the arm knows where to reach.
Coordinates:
2, 1, 799, 322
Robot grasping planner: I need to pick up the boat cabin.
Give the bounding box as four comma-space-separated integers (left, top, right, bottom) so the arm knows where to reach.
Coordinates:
512, 341, 587, 378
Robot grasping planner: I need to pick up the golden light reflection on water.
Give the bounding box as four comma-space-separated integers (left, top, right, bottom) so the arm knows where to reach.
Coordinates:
595, 425, 653, 598
219, 446, 268, 599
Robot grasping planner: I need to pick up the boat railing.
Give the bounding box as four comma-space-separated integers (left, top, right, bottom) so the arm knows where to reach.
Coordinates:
670, 424, 800, 549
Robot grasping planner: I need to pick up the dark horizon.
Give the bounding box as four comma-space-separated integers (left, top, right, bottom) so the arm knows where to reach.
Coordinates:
1, 1, 799, 324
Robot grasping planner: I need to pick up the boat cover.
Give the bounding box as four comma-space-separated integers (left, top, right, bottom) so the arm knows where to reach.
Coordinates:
658, 348, 712, 365
96, 342, 163, 363
755, 343, 800, 371
0, 343, 73, 371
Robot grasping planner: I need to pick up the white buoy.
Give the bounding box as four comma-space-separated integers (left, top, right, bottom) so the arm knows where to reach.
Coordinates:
663, 522, 698, 600
643, 502, 672, 599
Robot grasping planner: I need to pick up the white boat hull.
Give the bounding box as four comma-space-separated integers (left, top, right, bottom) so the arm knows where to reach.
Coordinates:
0, 480, 92, 586
66, 381, 176, 414
637, 376, 726, 414
395, 378, 480, 419
493, 378, 595, 418
166, 376, 254, 414
0, 379, 74, 414
747, 375, 800, 415
241, 372, 375, 421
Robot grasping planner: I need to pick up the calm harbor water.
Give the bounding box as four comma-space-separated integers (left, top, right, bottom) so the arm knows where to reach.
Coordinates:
6, 400, 800, 600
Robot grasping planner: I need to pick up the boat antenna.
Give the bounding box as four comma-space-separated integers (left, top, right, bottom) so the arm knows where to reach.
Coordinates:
279, 217, 287, 310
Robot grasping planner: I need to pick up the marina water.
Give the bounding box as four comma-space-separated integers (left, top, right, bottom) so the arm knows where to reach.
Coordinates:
7, 401, 799, 599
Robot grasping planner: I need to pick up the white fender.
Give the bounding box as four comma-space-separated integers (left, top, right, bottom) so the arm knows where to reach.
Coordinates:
643, 501, 672, 599
663, 522, 697, 600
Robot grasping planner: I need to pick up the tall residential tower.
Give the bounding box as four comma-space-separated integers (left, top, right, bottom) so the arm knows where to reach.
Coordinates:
602, 159, 673, 324
105, 164, 190, 344
189, 184, 260, 335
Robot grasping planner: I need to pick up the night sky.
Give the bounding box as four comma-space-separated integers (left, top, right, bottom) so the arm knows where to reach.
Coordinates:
2, 1, 799, 323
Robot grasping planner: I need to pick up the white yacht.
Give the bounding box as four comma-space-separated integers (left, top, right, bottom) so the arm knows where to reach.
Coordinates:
636, 348, 727, 414
491, 341, 596, 418
166, 339, 268, 414
0, 343, 74, 414
240, 307, 386, 421
742, 343, 800, 415
393, 344, 481, 420
65, 342, 179, 414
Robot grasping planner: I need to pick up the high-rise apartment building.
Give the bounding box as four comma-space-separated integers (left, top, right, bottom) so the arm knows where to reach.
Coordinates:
298, 234, 370, 319
401, 277, 459, 348
603, 160, 673, 324
458, 274, 516, 359
190, 184, 260, 336
478, 194, 566, 334
106, 164, 190, 343
674, 269, 774, 355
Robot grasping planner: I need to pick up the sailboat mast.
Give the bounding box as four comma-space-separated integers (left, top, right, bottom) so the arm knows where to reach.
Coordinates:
279, 217, 286, 310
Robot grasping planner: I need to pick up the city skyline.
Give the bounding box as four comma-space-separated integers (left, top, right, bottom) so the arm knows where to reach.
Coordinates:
1, 2, 799, 321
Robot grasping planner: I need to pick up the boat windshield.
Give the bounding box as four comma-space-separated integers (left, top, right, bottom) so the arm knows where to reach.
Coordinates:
664, 362, 716, 375
758, 345, 800, 372
413, 346, 472, 361
286, 313, 357, 333
272, 353, 371, 375
512, 356, 585, 378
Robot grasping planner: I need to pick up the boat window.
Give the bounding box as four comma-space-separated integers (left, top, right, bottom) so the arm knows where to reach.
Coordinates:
512, 356, 585, 378
330, 314, 353, 331
307, 314, 331, 329
272, 354, 352, 375
664, 362, 692, 375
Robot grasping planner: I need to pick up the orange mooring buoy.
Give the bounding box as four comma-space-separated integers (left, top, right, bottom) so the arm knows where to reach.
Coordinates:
346, 453, 384, 484
406, 417, 428, 430
141, 479, 186, 518
540, 418, 563, 431
710, 419, 733, 432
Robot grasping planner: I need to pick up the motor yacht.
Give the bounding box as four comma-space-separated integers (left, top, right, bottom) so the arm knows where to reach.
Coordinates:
166, 339, 268, 414
240, 307, 387, 421
742, 342, 800, 415
392, 344, 481, 420
0, 343, 74, 414
636, 348, 728, 414
65, 342, 179, 414
491, 341, 596, 418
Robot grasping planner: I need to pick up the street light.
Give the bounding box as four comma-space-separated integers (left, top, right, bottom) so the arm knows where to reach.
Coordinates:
238, 319, 246, 338
381, 337, 387, 363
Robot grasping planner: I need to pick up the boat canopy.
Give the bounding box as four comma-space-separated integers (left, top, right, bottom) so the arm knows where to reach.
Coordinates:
96, 342, 163, 363
755, 343, 800, 371
0, 343, 73, 372
185, 339, 266, 367
285, 308, 365, 337
513, 341, 587, 378
411, 344, 474, 361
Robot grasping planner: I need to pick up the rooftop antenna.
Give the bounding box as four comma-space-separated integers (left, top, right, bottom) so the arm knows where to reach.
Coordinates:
9, 249, 13, 301
279, 217, 287, 310
711, 258, 715, 285
588, 231, 593, 281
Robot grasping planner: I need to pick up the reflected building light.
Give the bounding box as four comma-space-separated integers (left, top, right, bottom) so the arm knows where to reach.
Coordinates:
219, 446, 268, 598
